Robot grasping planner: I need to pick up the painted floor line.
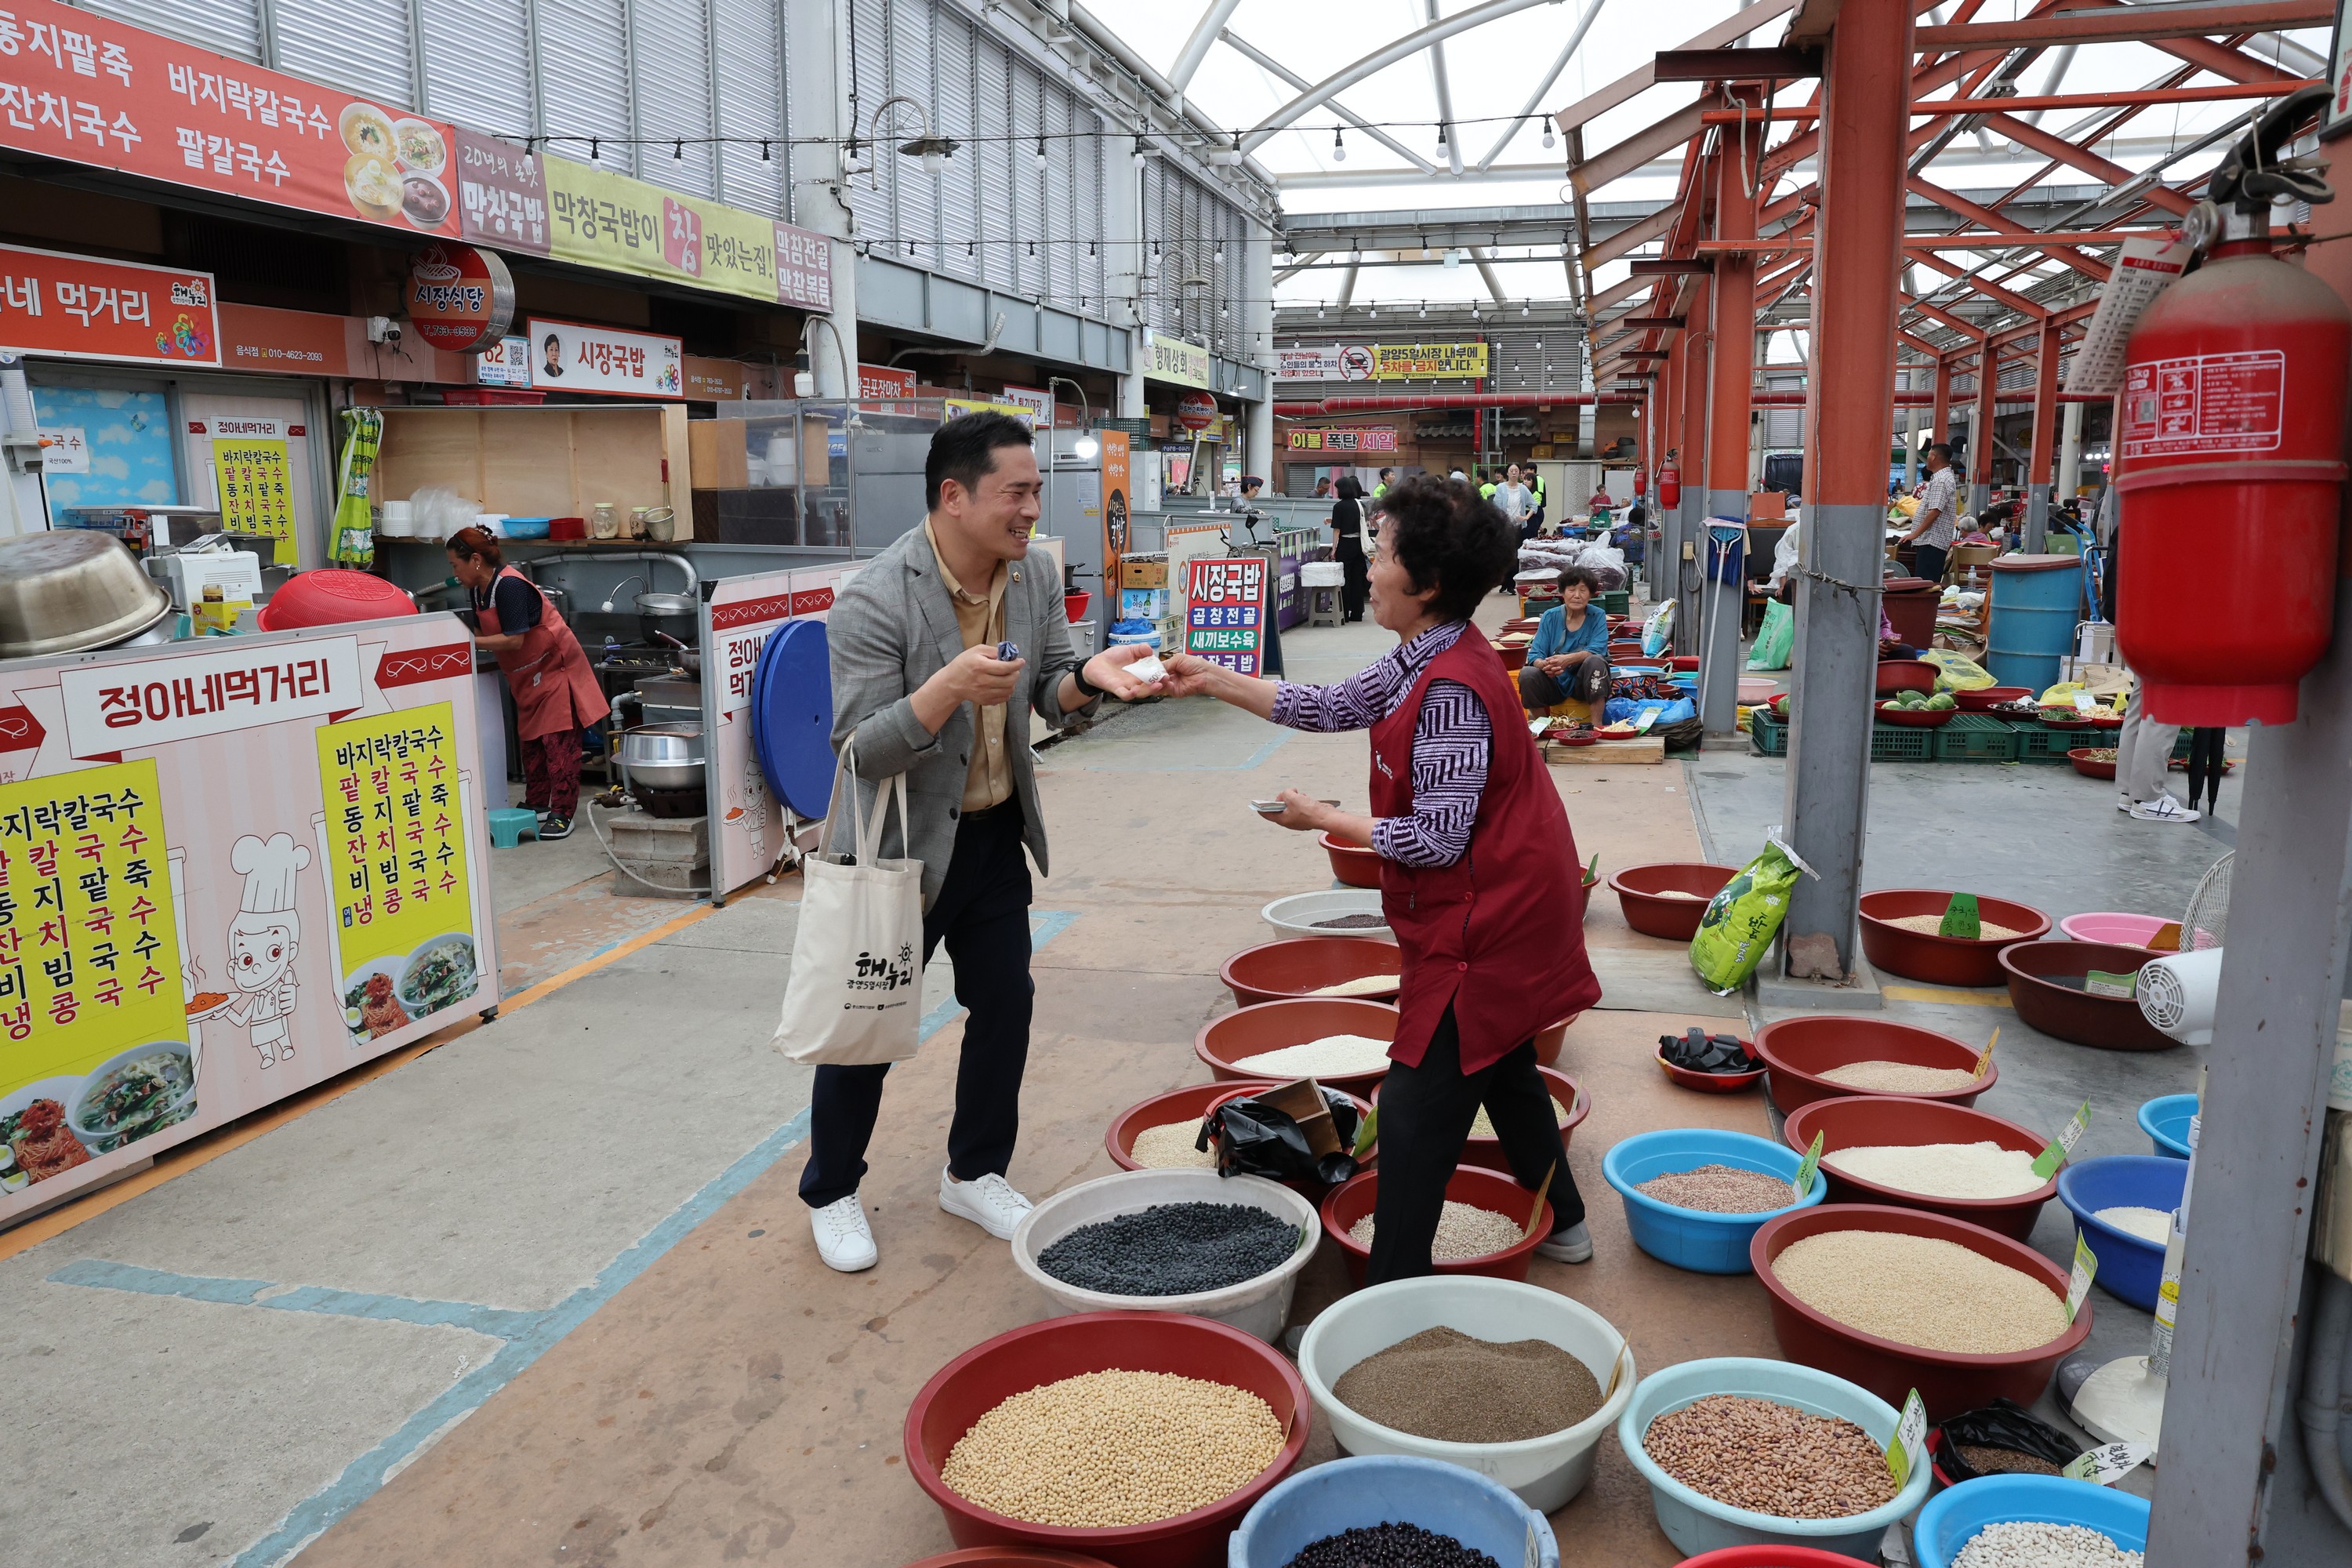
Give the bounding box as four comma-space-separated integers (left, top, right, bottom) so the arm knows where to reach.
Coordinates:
1881, 984, 2015, 1008
45, 906, 1081, 1568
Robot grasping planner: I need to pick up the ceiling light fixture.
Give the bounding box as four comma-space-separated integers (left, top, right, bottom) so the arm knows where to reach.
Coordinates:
1331, 128, 1345, 162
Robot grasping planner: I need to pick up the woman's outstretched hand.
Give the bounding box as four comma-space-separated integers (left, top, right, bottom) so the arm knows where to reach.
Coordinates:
1157, 651, 1220, 698
1268, 788, 1330, 833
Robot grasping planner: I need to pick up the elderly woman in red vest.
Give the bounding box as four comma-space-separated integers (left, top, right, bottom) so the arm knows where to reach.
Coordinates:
1163, 475, 1602, 1279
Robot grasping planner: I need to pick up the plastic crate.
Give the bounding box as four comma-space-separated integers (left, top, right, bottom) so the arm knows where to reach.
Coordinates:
2009, 718, 2089, 764
1599, 589, 1631, 617
2170, 728, 2194, 759
1934, 711, 2020, 763
1871, 722, 1939, 763
1751, 709, 1788, 757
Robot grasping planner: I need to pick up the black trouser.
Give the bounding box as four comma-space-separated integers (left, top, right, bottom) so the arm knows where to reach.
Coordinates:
1518, 655, 1610, 710
1367, 1002, 1584, 1284
797, 800, 1034, 1209
1912, 543, 1949, 586
1337, 534, 1369, 621
2184, 728, 2227, 815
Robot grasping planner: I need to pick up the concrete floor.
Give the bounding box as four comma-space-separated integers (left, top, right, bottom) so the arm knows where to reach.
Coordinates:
2, 604, 2225, 1566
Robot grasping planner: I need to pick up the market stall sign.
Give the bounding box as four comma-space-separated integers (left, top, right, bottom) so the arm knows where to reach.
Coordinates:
452, 126, 549, 254
1287, 426, 1398, 452
1174, 390, 1219, 433
998, 385, 1053, 430
1183, 556, 1269, 677
0, 0, 463, 241
473, 335, 532, 387
1143, 329, 1212, 389
0, 242, 219, 367
404, 242, 514, 352
1278, 343, 1377, 381
1276, 342, 1490, 381
859, 364, 917, 399
524, 318, 683, 399
682, 355, 746, 400
541, 159, 832, 310
204, 416, 296, 542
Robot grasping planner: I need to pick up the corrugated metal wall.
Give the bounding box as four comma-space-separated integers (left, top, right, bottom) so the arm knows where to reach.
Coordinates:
1145, 160, 1247, 358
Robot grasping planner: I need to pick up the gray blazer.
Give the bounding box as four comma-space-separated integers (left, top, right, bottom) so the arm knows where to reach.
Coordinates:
826, 523, 1096, 903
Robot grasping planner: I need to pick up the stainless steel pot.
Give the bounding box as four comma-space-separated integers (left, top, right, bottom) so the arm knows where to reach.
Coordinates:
615, 722, 705, 791
0, 531, 175, 658
635, 589, 698, 644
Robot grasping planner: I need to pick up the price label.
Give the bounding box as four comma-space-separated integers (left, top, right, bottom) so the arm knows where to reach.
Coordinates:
1885, 1388, 1929, 1486
1795, 1131, 1826, 1196
2033, 1101, 2092, 1179
1635, 706, 1662, 733
1352, 1105, 1379, 1160
2074, 691, 2097, 712
1524, 1517, 1542, 1568
2064, 1231, 2100, 1323
2063, 1441, 2152, 1486
1974, 1025, 1999, 1080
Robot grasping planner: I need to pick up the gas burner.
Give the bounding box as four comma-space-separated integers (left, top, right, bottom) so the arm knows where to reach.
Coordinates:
632, 783, 706, 819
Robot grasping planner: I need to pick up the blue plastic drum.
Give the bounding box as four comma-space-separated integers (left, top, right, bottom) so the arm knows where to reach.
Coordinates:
750, 618, 836, 819
1985, 554, 2085, 692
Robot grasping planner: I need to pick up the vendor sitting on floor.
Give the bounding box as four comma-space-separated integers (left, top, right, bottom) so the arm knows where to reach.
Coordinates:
1518, 564, 1612, 710
1878, 604, 1918, 660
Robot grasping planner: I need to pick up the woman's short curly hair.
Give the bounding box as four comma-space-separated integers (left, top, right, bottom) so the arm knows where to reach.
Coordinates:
1379, 474, 1516, 622
1555, 564, 1599, 593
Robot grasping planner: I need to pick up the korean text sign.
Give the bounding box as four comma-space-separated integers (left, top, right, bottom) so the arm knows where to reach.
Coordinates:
524, 317, 684, 399
0, 240, 218, 367
541, 158, 833, 310
0, 0, 462, 238
1184, 557, 1269, 677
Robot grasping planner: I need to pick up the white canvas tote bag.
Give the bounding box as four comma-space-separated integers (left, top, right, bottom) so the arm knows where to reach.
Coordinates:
771, 746, 925, 1065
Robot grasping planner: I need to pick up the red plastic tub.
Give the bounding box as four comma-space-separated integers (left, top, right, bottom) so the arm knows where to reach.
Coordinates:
1750, 1016, 1993, 1117
903, 1312, 1311, 1568
1674, 1549, 1887, 1567
1196, 999, 1399, 1097
903, 1552, 1120, 1568
1874, 703, 1957, 728
1857, 890, 2053, 986
1220, 938, 1402, 1007
256, 568, 418, 630
1667, 654, 1700, 672
1954, 685, 2032, 712
1532, 1013, 1576, 1068
2068, 747, 2118, 780
1999, 940, 2177, 1052
1063, 590, 1091, 624
1373, 1065, 1585, 1174
1609, 862, 1737, 941
1492, 639, 1530, 673
1750, 1205, 2091, 1419
1105, 1080, 1376, 1175
1320, 833, 1382, 889
1875, 659, 1939, 698
1319, 1164, 1553, 1286
1654, 1040, 1766, 1094
1779, 1095, 2059, 1240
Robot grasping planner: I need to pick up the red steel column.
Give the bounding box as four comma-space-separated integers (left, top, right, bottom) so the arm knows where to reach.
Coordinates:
1702, 98, 1765, 731
1930, 355, 1951, 445
1675, 275, 1714, 650
1781, 0, 1911, 978
1970, 343, 1999, 513
2024, 317, 2060, 549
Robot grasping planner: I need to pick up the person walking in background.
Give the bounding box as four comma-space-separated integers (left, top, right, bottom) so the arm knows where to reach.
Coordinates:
1900, 442, 1960, 584
1517, 565, 1611, 709
1494, 463, 1535, 541
1478, 469, 1498, 502
1373, 466, 1395, 503
1526, 468, 1547, 531
2182, 728, 2227, 818
801, 413, 1164, 1272
1331, 475, 1371, 622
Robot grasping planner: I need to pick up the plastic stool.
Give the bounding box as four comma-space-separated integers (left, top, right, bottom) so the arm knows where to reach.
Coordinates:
486, 807, 539, 848
1305, 584, 1342, 628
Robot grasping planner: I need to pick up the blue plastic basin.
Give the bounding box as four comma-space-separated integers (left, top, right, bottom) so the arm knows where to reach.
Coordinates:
1912, 1473, 2150, 1568
1228, 1454, 1558, 1568
1602, 1128, 1825, 1274
2056, 1156, 2186, 1312
2137, 1092, 2197, 1159
1617, 1356, 1931, 1560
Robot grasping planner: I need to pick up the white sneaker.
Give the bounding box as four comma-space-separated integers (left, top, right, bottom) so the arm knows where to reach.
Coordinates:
939, 1169, 1032, 1240
1534, 1221, 1594, 1264
809, 1195, 877, 1272
2131, 794, 2201, 824
2116, 797, 2133, 812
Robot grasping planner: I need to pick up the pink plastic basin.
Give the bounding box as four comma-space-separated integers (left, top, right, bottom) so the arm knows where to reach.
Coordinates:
2057, 911, 2172, 948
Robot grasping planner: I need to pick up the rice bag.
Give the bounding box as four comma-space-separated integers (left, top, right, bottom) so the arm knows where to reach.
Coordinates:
1690, 837, 1809, 995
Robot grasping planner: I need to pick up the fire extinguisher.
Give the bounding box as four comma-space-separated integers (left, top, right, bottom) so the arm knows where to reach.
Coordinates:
2117, 84, 2349, 726
1657, 453, 1681, 510
1633, 467, 1648, 499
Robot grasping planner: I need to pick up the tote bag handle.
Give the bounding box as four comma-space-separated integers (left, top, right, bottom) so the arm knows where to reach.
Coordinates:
822, 740, 912, 866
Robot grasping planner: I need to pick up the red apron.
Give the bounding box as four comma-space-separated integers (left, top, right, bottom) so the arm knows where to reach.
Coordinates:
1370, 630, 1602, 1073
480, 565, 610, 741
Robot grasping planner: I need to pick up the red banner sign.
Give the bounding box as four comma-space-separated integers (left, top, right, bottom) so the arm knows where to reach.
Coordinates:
405, 241, 513, 351
0, 0, 462, 239
373, 644, 474, 689
0, 241, 218, 366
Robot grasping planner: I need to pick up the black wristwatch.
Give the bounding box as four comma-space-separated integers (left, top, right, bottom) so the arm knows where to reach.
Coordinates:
1068, 659, 1103, 701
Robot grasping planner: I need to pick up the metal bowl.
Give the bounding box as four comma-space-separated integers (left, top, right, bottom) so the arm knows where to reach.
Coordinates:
617, 722, 705, 791
635, 589, 698, 644
0, 531, 175, 657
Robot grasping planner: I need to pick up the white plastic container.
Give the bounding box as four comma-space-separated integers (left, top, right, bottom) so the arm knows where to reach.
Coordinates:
1261, 889, 1390, 940
1300, 561, 1345, 587
378, 500, 415, 537
1010, 1168, 1319, 1343
1298, 1276, 1635, 1512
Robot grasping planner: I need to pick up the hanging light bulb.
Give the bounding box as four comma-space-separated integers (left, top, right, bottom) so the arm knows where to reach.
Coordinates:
589, 138, 600, 161
1418, 300, 1427, 318
1331, 128, 1345, 162
1214, 241, 1225, 264
1133, 134, 1149, 168
1523, 300, 1531, 318
673, 140, 684, 161
1541, 118, 1555, 151
760, 140, 771, 162
1316, 303, 1325, 318
1436, 121, 1449, 153
1035, 136, 1048, 169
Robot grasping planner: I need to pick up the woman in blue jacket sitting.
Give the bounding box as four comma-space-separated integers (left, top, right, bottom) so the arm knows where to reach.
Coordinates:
1518, 565, 1612, 710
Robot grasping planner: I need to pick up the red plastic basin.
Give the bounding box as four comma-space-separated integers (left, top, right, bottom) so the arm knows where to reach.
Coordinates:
1779, 1095, 2058, 1240
1319, 833, 1382, 889
1751, 1205, 2091, 1419
903, 1312, 1310, 1568
904, 1552, 1120, 1568
2069, 748, 2118, 780
1875, 659, 1939, 697
1532, 1013, 1576, 1068
1492, 639, 1530, 673
1105, 1080, 1376, 1175
1609, 862, 1737, 941
1373, 1064, 1585, 1174
1654, 1040, 1766, 1094
1675, 1549, 1886, 1567
1999, 940, 2177, 1052
1063, 590, 1091, 624
256, 568, 418, 630
1875, 703, 1957, 728
1667, 654, 1700, 672
1220, 938, 1403, 1007
1750, 1016, 1993, 1117
1954, 685, 2032, 712
1318, 1163, 1553, 1286
1858, 889, 2053, 986
1195, 998, 1399, 1097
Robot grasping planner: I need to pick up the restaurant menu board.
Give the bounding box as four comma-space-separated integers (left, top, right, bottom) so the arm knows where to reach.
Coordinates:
209, 423, 296, 540
1183, 557, 1270, 677
0, 0, 462, 238
0, 617, 495, 1216
699, 565, 860, 901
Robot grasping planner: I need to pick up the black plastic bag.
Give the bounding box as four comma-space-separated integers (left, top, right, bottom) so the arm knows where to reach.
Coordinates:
1660, 1026, 1753, 1075
1205, 1088, 1362, 1185
1936, 1398, 2083, 1482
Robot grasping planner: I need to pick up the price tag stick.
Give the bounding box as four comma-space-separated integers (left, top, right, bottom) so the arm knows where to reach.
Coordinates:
1975, 1025, 1999, 1080
2033, 1100, 2092, 1180
2065, 1231, 2100, 1323
1795, 1131, 1826, 1197
1885, 1389, 1929, 1486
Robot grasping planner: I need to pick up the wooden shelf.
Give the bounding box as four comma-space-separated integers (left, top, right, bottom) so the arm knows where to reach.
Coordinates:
375, 405, 693, 539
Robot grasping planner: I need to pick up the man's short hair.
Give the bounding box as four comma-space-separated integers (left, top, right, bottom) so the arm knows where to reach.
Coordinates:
1378, 466, 1395, 480
1929, 442, 1955, 463
927, 412, 1033, 510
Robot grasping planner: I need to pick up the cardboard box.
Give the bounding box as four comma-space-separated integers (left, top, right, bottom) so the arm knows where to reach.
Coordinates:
1120, 556, 1168, 589
1120, 587, 1169, 621
687, 421, 749, 491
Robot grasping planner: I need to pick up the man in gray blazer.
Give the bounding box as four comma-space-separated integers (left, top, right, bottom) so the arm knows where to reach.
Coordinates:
802, 412, 1163, 1272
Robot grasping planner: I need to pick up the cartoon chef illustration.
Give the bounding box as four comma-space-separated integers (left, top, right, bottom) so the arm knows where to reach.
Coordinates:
209, 833, 310, 1069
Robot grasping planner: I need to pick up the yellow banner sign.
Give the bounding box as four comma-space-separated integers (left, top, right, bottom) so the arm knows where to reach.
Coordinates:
543, 160, 790, 308
1143, 331, 1212, 389
1374, 343, 1490, 380
212, 436, 296, 542
315, 703, 481, 1038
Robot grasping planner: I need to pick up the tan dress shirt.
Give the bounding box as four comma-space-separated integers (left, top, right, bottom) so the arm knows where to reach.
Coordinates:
925, 519, 1013, 811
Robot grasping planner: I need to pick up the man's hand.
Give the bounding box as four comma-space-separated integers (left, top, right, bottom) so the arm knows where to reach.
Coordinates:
1079, 643, 1168, 702
942, 641, 1025, 706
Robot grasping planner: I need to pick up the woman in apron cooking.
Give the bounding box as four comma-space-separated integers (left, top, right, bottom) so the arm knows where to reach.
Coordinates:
1162, 474, 1603, 1280
446, 527, 609, 841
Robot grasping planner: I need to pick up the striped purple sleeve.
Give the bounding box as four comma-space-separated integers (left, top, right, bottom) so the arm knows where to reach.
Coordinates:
1373, 679, 1490, 867
1269, 645, 1410, 733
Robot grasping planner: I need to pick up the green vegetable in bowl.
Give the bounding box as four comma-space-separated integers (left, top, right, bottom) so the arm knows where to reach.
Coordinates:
1926, 692, 1957, 711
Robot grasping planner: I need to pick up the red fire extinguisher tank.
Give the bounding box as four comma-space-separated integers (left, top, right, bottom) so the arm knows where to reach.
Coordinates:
1658, 458, 1681, 510
1633, 467, 1647, 498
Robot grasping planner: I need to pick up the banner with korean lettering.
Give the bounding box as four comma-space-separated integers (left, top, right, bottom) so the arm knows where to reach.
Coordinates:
525, 317, 684, 399
542, 158, 833, 310
0, 241, 218, 367
0, 0, 463, 240
0, 615, 494, 1218
1184, 557, 1270, 677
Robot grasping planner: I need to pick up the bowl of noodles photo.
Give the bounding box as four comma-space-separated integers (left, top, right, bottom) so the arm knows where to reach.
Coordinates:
344, 151, 403, 223
398, 934, 479, 1017
339, 102, 397, 161
341, 956, 412, 1044
393, 117, 445, 174
2, 1076, 94, 1192
67, 1041, 197, 1155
